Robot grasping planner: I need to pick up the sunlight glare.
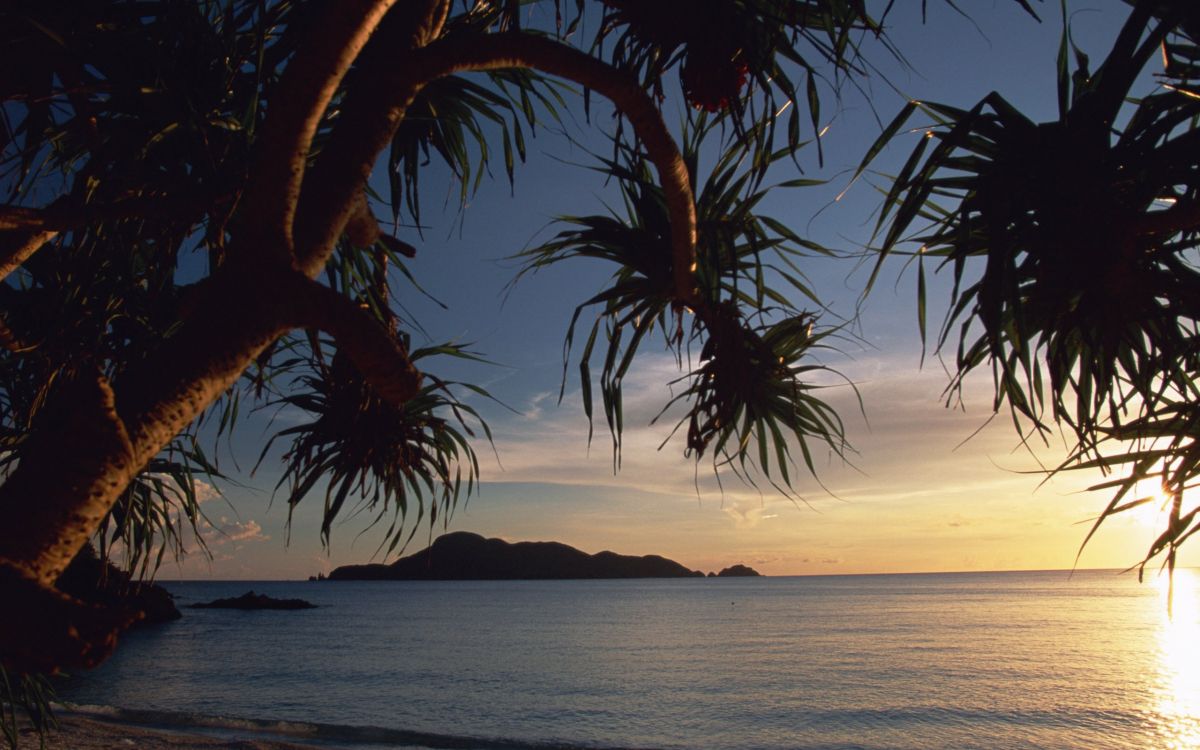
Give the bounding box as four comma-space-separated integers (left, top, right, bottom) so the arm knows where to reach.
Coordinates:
1131, 482, 1170, 528
1152, 569, 1200, 749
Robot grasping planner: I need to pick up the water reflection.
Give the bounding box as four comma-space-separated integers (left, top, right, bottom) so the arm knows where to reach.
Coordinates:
1154, 569, 1200, 749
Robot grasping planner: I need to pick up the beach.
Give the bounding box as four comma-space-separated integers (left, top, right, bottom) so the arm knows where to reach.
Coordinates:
27, 714, 322, 750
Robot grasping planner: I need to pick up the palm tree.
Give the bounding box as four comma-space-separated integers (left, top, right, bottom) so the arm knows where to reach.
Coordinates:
859, 1, 1200, 580
0, 0, 901, 680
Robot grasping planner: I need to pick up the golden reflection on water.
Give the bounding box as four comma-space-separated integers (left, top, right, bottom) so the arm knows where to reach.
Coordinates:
1154, 569, 1200, 749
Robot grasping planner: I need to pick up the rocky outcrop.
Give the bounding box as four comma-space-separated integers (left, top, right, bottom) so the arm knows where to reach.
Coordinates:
328, 532, 706, 580
189, 591, 317, 610
716, 564, 761, 577
56, 544, 181, 624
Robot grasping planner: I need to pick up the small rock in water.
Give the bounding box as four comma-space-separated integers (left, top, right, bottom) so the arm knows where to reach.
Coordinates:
189, 591, 317, 610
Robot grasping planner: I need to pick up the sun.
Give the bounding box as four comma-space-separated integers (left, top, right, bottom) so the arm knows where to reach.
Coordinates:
1131, 482, 1171, 528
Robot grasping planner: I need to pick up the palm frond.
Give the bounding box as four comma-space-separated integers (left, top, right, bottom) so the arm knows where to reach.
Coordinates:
260, 340, 493, 557
859, 3, 1200, 570
516, 113, 849, 484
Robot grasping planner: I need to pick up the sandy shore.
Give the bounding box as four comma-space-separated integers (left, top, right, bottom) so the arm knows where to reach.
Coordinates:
21, 714, 325, 750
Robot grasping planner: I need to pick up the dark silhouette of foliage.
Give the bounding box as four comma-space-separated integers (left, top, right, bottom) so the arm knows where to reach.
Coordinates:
2, 3, 1194, 743
859, 1, 1200, 578
518, 115, 849, 489
0, 0, 919, 689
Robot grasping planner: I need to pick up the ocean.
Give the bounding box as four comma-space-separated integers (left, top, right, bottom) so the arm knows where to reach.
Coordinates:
53, 570, 1200, 750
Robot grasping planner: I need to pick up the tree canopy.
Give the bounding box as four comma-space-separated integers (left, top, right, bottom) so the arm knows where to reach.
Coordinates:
0, 0, 1196, 700
858, 0, 1200, 584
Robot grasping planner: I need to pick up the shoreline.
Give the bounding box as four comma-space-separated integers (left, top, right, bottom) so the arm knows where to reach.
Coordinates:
26, 713, 326, 750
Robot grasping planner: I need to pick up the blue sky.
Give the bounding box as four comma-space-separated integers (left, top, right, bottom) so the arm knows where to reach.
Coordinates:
161, 1, 1200, 579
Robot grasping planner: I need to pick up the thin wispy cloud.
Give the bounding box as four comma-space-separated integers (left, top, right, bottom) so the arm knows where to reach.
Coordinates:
477, 348, 1090, 510
214, 517, 269, 545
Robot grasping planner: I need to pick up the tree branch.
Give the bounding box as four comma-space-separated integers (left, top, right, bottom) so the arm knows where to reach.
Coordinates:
295, 32, 698, 306
280, 274, 422, 406
235, 0, 401, 264
0, 255, 419, 624
0, 205, 60, 281
291, 0, 451, 276
0, 369, 136, 586
422, 34, 699, 305
0, 6, 441, 672
0, 187, 238, 282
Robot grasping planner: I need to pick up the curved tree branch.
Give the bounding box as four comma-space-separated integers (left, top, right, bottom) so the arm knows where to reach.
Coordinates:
290, 0, 451, 276
0, 250, 418, 608
422, 34, 699, 307
0, 369, 136, 586
294, 32, 699, 307
236, 0, 401, 264
0, 229, 56, 282
0, 4, 447, 674
0, 205, 61, 281
0, 187, 239, 283
279, 273, 422, 406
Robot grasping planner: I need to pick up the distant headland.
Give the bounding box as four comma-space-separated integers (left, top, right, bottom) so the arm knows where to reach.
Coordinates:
321, 532, 761, 581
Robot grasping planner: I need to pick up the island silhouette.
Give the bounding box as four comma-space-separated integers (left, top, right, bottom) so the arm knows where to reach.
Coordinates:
325, 532, 761, 580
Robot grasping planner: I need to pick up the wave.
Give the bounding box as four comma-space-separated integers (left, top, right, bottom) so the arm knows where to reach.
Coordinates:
61, 703, 665, 750
800, 704, 1147, 732
63, 701, 1145, 750
60, 701, 1151, 750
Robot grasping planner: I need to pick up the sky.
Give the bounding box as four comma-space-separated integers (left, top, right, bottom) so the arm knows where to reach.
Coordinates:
160, 0, 1200, 580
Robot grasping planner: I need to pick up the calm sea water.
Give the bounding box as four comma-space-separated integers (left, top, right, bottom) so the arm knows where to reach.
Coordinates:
54, 570, 1200, 750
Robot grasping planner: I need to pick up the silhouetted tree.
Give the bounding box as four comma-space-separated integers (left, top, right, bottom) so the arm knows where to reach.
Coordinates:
0, 0, 902, 679
860, 0, 1200, 583
3, 0, 1189, 713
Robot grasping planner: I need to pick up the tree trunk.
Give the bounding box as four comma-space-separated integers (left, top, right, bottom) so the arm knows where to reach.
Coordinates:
0, 266, 290, 587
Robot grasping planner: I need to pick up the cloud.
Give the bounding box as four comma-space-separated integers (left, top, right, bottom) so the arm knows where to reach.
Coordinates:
208, 517, 270, 546
194, 479, 222, 504
418, 347, 1154, 574
723, 505, 763, 529
475, 348, 1093, 514
722, 500, 785, 529
222, 518, 268, 540
478, 353, 852, 509
226, 518, 267, 542
143, 474, 223, 504
522, 390, 555, 421
473, 348, 1137, 576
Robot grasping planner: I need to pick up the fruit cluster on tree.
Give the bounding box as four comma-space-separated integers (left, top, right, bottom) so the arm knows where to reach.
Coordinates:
0, 0, 1196, 700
